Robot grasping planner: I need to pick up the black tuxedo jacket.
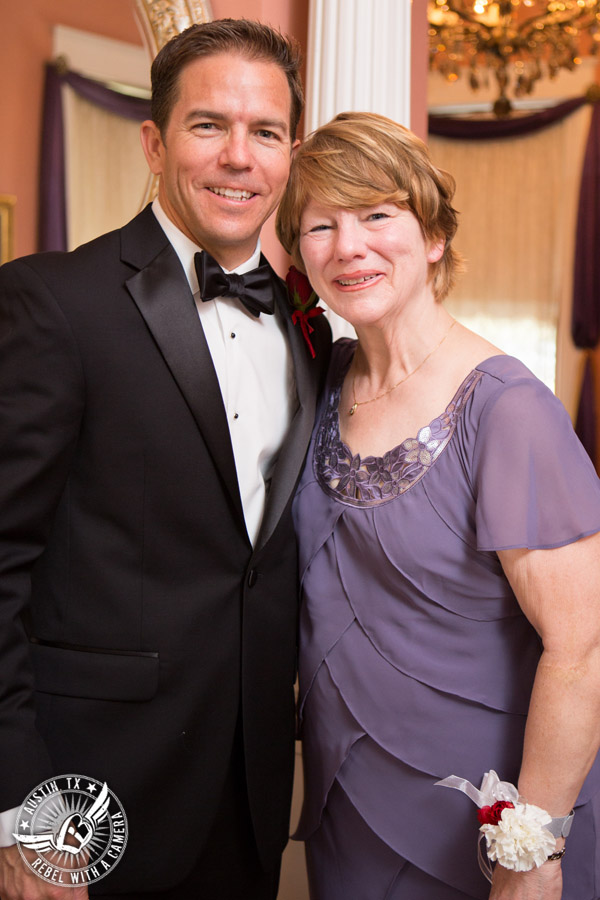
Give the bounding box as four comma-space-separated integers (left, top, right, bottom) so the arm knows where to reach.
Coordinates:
0, 206, 331, 890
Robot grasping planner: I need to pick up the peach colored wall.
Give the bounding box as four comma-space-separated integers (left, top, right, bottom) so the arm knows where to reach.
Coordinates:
0, 0, 142, 259
211, 0, 308, 50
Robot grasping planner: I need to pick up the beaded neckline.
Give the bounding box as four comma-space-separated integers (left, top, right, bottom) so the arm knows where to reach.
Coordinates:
314, 360, 483, 508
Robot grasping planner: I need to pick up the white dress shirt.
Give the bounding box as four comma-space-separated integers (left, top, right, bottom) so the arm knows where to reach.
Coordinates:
0, 202, 297, 846
152, 199, 297, 546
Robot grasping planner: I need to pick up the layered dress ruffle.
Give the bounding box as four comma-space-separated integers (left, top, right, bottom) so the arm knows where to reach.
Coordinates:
293, 340, 600, 900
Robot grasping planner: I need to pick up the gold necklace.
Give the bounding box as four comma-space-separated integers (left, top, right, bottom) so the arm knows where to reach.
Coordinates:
348, 320, 457, 416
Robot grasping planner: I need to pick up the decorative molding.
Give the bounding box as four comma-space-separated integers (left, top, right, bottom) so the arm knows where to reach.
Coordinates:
0, 195, 16, 264
134, 0, 213, 57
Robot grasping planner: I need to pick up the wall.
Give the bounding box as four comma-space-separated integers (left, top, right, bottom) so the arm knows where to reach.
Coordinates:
211, 0, 308, 54
0, 0, 142, 259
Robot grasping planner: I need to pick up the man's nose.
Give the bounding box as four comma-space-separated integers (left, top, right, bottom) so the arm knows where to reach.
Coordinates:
219, 130, 253, 169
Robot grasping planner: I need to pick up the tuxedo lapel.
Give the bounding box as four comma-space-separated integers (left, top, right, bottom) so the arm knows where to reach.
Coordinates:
256, 268, 319, 551
122, 210, 245, 525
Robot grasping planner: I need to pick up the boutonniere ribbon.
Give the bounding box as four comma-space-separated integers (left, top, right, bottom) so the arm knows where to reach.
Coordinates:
286, 266, 325, 359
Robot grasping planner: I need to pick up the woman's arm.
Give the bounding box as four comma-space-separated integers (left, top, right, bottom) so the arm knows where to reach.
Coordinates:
489, 531, 600, 899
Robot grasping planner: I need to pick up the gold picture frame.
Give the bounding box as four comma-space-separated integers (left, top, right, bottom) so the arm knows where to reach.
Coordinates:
0, 195, 16, 264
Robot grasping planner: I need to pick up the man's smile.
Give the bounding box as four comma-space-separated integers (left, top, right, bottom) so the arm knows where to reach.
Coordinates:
207, 186, 256, 201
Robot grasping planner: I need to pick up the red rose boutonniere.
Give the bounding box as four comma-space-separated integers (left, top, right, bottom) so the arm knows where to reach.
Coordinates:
477, 801, 515, 826
286, 266, 325, 359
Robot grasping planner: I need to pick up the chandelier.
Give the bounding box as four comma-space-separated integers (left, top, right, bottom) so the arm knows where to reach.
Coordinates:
429, 0, 600, 116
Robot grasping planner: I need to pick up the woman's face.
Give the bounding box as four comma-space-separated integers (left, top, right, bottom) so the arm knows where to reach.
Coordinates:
299, 200, 444, 330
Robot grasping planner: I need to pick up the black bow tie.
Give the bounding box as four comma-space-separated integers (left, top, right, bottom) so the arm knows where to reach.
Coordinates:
194, 250, 275, 318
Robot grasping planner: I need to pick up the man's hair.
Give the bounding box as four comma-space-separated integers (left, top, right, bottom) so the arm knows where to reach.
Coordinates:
276, 111, 463, 302
150, 18, 304, 140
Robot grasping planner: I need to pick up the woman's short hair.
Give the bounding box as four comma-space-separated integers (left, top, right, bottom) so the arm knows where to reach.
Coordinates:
151, 18, 304, 140
276, 111, 463, 301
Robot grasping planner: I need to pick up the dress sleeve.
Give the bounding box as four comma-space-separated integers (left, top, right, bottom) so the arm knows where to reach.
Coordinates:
472, 373, 600, 551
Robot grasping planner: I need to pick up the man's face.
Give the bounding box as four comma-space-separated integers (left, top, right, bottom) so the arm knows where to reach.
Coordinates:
142, 52, 298, 270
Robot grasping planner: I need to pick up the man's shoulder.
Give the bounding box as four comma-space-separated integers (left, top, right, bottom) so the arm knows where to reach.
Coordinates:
3, 206, 166, 286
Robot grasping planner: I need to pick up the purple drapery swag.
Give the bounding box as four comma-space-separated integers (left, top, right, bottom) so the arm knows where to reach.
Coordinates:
429, 96, 586, 141
38, 62, 151, 253
572, 101, 600, 470
429, 96, 599, 468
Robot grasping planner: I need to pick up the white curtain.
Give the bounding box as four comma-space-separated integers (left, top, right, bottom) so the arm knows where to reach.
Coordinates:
63, 85, 149, 251
429, 105, 591, 417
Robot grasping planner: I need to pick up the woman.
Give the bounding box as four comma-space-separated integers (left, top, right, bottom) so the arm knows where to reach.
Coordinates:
276, 112, 600, 900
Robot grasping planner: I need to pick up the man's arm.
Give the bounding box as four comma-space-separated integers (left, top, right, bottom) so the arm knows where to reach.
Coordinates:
0, 259, 86, 899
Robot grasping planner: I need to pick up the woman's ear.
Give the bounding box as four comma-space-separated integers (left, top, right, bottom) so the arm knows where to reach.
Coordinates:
427, 237, 445, 264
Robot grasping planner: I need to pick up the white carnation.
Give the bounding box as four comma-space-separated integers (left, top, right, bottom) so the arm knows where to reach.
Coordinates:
480, 802, 556, 872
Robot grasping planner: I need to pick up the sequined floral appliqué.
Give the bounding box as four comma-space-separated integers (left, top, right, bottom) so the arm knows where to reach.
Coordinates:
315, 368, 483, 507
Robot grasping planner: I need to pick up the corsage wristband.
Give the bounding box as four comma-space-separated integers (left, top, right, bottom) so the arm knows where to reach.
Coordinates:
436, 771, 574, 883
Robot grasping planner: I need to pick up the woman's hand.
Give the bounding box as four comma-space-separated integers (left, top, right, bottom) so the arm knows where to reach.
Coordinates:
489, 860, 562, 900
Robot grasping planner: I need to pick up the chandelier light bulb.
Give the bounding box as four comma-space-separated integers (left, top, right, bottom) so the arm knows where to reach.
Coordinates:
428, 0, 599, 115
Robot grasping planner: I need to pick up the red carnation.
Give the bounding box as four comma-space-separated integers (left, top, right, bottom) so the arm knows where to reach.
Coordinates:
285, 266, 324, 359
477, 801, 515, 826
286, 266, 318, 311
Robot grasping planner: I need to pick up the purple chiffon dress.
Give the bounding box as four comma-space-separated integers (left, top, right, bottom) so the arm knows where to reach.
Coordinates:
293, 339, 600, 900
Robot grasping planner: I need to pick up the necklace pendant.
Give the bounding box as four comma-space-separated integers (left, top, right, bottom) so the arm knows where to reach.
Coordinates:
349, 403, 358, 416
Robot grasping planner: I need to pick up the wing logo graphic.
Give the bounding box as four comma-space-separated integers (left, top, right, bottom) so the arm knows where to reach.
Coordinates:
12, 775, 128, 887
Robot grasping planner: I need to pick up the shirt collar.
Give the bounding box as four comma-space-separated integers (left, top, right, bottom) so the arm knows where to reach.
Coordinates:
151, 198, 262, 294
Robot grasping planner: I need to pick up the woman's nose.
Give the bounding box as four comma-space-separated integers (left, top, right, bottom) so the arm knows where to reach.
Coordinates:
334, 222, 366, 260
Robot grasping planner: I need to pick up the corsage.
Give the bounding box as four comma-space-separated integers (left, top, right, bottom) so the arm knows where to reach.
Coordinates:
436, 771, 574, 883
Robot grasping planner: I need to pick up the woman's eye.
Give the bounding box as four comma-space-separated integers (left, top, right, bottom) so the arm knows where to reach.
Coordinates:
368, 212, 389, 221
308, 224, 331, 233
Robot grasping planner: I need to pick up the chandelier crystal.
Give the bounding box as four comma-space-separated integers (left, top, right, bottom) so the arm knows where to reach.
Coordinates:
429, 0, 600, 115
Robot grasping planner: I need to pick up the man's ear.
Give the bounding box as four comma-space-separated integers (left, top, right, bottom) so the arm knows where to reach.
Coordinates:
140, 120, 165, 176
291, 138, 301, 158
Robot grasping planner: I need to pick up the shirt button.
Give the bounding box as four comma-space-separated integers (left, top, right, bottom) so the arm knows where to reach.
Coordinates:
233, 412, 239, 420
247, 569, 258, 588
230, 332, 236, 339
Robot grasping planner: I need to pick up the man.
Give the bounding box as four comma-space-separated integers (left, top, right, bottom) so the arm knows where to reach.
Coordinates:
0, 19, 330, 900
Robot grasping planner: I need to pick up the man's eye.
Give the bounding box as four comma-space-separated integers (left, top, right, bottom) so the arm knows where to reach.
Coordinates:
257, 130, 279, 140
